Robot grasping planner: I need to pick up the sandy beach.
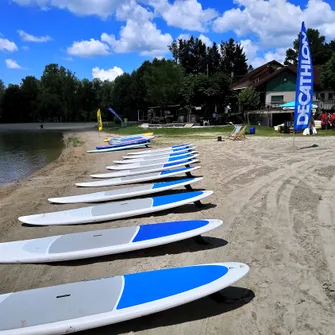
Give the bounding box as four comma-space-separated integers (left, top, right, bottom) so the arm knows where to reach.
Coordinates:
1, 131, 335, 335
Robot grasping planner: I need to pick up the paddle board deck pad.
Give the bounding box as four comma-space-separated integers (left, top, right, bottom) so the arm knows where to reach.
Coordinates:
0, 262, 249, 335
127, 144, 193, 155
121, 147, 196, 160
92, 159, 199, 179
75, 166, 201, 187
87, 143, 149, 153
118, 150, 197, 164
108, 154, 199, 170
0, 219, 222, 263
48, 177, 202, 204
18, 191, 213, 226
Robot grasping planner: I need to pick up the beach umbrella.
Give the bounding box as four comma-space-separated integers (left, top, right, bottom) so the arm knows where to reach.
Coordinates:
279, 101, 318, 109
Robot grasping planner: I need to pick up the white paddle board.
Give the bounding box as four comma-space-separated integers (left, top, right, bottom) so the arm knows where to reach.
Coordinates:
92, 159, 199, 179
116, 150, 198, 164
75, 166, 201, 187
18, 190, 213, 226
48, 177, 202, 204
127, 144, 193, 156
121, 147, 196, 160
87, 143, 148, 153
0, 219, 222, 263
0, 262, 249, 335
109, 154, 199, 170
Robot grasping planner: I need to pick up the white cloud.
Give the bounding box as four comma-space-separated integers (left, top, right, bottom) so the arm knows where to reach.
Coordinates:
22, 46, 29, 51
213, 0, 335, 49
11, 0, 126, 18
240, 39, 286, 68
63, 56, 73, 61
0, 37, 18, 52
67, 38, 110, 57
199, 34, 212, 47
17, 30, 51, 42
68, 1, 173, 57
149, 0, 218, 32
92, 66, 124, 81
5, 59, 22, 69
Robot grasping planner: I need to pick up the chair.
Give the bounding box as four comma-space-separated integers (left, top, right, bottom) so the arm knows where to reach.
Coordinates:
228, 124, 247, 141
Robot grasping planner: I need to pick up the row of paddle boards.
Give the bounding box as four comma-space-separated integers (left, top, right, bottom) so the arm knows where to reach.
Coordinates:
0, 143, 250, 335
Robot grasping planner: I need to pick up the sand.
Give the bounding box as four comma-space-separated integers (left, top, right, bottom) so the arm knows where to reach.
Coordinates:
1, 131, 335, 335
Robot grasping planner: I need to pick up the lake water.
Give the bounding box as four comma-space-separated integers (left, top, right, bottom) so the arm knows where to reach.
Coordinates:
0, 131, 64, 186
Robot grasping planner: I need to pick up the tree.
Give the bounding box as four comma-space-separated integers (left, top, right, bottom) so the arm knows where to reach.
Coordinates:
220, 38, 248, 79
320, 54, 335, 91
0, 84, 24, 122
20, 76, 40, 121
238, 87, 260, 120
284, 28, 333, 65
144, 59, 184, 112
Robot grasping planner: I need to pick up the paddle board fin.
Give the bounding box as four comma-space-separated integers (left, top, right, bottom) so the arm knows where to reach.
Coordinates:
185, 184, 194, 191
194, 200, 205, 208
193, 235, 210, 245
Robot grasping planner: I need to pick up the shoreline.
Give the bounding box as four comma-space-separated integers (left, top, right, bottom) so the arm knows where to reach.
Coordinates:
0, 122, 97, 131
0, 132, 335, 334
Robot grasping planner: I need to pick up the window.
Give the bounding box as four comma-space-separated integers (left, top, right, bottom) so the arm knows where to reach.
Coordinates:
271, 95, 284, 102
328, 92, 333, 100
320, 93, 325, 100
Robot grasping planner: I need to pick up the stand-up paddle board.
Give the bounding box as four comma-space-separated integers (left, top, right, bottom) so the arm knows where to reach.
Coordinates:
127, 144, 193, 156
92, 159, 199, 179
97, 136, 155, 150
18, 191, 213, 226
108, 154, 199, 170
87, 143, 149, 153
118, 150, 198, 163
0, 262, 249, 335
75, 166, 201, 187
121, 148, 196, 160
48, 177, 202, 204
0, 219, 222, 263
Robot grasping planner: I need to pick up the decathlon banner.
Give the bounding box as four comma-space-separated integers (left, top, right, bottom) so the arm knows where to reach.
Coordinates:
97, 108, 103, 131
108, 107, 123, 123
293, 21, 314, 132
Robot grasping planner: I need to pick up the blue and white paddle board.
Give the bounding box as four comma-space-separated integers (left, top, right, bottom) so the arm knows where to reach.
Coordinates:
48, 177, 202, 204
18, 190, 213, 226
92, 159, 199, 179
87, 143, 148, 153
97, 136, 155, 150
0, 262, 249, 335
116, 150, 198, 164
75, 166, 201, 187
127, 144, 193, 156
121, 147, 196, 160
108, 154, 199, 170
0, 219, 222, 263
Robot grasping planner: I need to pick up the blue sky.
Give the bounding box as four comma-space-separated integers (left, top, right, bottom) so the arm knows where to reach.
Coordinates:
0, 0, 334, 85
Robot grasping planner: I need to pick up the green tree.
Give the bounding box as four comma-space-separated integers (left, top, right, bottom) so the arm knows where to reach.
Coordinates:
0, 84, 24, 122
20, 76, 40, 121
144, 59, 184, 112
284, 28, 333, 65
238, 87, 260, 119
220, 38, 248, 78
320, 54, 335, 90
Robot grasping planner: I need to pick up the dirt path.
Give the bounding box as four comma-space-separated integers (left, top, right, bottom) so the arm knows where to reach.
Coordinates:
0, 132, 335, 335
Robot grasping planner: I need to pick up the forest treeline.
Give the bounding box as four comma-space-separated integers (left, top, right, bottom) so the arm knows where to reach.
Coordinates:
0, 30, 335, 124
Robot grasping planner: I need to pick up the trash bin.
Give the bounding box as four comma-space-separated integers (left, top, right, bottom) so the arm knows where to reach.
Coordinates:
283, 121, 290, 134
249, 127, 255, 134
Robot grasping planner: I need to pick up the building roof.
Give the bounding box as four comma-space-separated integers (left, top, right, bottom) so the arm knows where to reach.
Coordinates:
232, 60, 322, 90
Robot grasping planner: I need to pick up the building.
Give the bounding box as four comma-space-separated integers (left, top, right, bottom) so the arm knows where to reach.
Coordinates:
232, 60, 335, 126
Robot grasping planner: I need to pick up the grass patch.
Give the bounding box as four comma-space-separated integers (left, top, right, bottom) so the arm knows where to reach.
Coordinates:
104, 124, 335, 137
67, 136, 84, 147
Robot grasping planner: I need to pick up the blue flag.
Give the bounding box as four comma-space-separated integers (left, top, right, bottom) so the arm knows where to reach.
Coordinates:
293, 21, 314, 132
108, 107, 123, 123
